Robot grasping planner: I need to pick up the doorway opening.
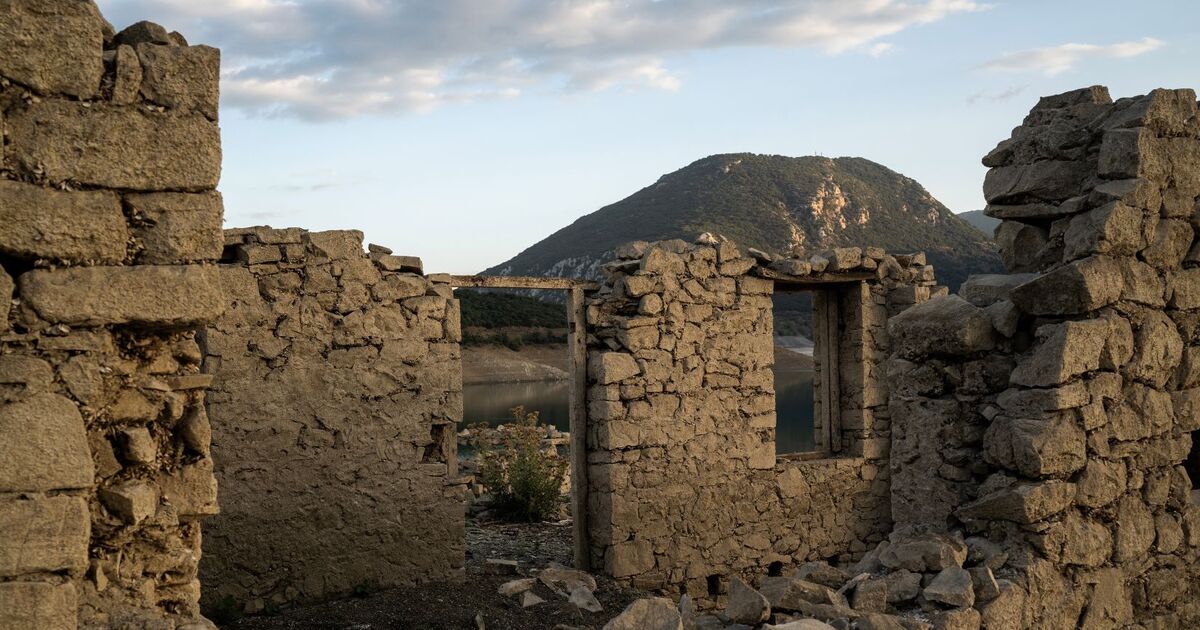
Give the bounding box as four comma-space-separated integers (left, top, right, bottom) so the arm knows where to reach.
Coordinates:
450, 275, 594, 570
771, 284, 843, 459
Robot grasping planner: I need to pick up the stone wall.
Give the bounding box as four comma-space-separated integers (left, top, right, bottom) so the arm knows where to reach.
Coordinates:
584, 237, 937, 603
200, 227, 465, 613
887, 86, 1200, 627
0, 3, 224, 629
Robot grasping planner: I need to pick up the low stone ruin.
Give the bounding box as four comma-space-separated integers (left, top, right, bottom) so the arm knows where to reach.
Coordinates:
1, 2, 1198, 629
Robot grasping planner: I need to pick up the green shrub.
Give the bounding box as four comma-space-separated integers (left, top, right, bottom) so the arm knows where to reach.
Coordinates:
468, 406, 567, 522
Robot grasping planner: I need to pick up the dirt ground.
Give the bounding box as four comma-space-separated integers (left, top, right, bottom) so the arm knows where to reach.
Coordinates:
223, 519, 647, 630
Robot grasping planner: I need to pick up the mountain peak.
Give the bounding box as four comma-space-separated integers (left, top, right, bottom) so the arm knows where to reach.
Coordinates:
485, 153, 1000, 289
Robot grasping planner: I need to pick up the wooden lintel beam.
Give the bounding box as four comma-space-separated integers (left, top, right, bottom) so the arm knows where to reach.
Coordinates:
449, 275, 600, 291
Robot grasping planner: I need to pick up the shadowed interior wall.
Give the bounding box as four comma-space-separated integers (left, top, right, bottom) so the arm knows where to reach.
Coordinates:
200, 227, 465, 614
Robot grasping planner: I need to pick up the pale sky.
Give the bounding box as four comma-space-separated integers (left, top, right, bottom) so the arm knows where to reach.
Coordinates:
98, 0, 1197, 274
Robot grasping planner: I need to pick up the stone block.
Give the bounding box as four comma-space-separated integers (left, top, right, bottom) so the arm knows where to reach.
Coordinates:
157, 458, 218, 519
955, 480, 1075, 524
111, 44, 142, 104
607, 539, 654, 578
1127, 309, 1183, 388
1104, 88, 1198, 134
0, 393, 93, 492
1075, 459, 1127, 509
0, 582, 77, 630
1009, 256, 1122, 315
924, 567, 974, 608
1142, 218, 1194, 269
6, 100, 221, 190
888, 295, 995, 359
1063, 202, 1144, 260
19, 265, 224, 326
374, 254, 423, 274
305, 230, 364, 260
590, 352, 640, 384
99, 481, 160, 525
983, 414, 1086, 478
127, 192, 224, 263
983, 161, 1092, 204
958, 274, 1038, 307
1098, 127, 1169, 180
0, 0, 104, 97
138, 43, 220, 119
1010, 319, 1107, 387
0, 180, 128, 263
0, 496, 89, 577
1170, 269, 1200, 309
602, 597, 682, 630
0, 267, 12, 333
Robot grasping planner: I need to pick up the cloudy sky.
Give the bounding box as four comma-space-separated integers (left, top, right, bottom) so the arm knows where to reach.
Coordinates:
97, 0, 1192, 273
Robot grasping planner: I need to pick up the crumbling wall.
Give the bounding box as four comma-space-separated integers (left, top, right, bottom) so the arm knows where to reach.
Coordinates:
0, 3, 224, 629
201, 227, 465, 613
585, 238, 935, 602
887, 86, 1200, 627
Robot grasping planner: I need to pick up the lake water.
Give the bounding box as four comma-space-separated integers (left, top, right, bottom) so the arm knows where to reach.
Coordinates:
462, 368, 815, 453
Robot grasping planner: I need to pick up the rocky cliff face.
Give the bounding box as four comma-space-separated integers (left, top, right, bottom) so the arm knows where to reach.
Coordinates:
485, 154, 1002, 290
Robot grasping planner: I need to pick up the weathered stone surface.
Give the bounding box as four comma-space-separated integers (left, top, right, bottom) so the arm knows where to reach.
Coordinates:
1079, 568, 1132, 629
0, 0, 104, 97
924, 567, 975, 608
851, 578, 888, 613
956, 479, 1075, 524
978, 579, 1024, 630
0, 496, 89, 577
1099, 127, 1168, 180
1113, 495, 1155, 561
958, 274, 1038, 307
6, 100, 221, 190
1075, 459, 1127, 508
607, 539, 654, 578
726, 578, 770, 624
983, 413, 1086, 478
0, 393, 93, 492
127, 192, 225, 263
1170, 269, 1200, 309
994, 221, 1051, 273
929, 607, 981, 630
99, 481, 160, 525
1009, 256, 1122, 315
157, 459, 218, 519
138, 44, 220, 119
590, 352, 640, 384
19, 265, 224, 326
602, 597, 683, 630
114, 20, 172, 46
1127, 309, 1183, 387
983, 161, 1093, 204
305, 230, 364, 260
1010, 319, 1107, 387
0, 180, 128, 263
884, 570, 922, 603
111, 44, 142, 104
1142, 218, 1195, 269
0, 267, 13, 333
0, 582, 78, 630
1063, 202, 1144, 260
888, 295, 995, 359
880, 534, 967, 573
569, 584, 603, 612
1040, 511, 1112, 567
760, 577, 843, 610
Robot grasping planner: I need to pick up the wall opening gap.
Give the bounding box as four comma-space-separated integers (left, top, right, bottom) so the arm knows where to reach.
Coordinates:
772, 288, 820, 456
1187, 431, 1200, 505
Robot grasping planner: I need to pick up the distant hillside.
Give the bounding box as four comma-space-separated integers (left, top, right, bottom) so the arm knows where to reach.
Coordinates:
957, 210, 999, 238
484, 154, 1001, 290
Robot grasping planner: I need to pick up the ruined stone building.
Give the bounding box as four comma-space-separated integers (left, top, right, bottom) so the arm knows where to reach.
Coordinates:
0, 2, 1197, 629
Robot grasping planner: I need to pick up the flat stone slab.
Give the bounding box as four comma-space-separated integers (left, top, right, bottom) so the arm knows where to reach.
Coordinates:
19, 265, 224, 327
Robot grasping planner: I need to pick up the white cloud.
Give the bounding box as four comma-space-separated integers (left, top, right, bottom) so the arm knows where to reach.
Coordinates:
867, 42, 895, 57
97, 0, 983, 120
981, 37, 1164, 76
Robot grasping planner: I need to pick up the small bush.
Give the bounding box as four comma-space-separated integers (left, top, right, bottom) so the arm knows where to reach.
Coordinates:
468, 406, 567, 522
